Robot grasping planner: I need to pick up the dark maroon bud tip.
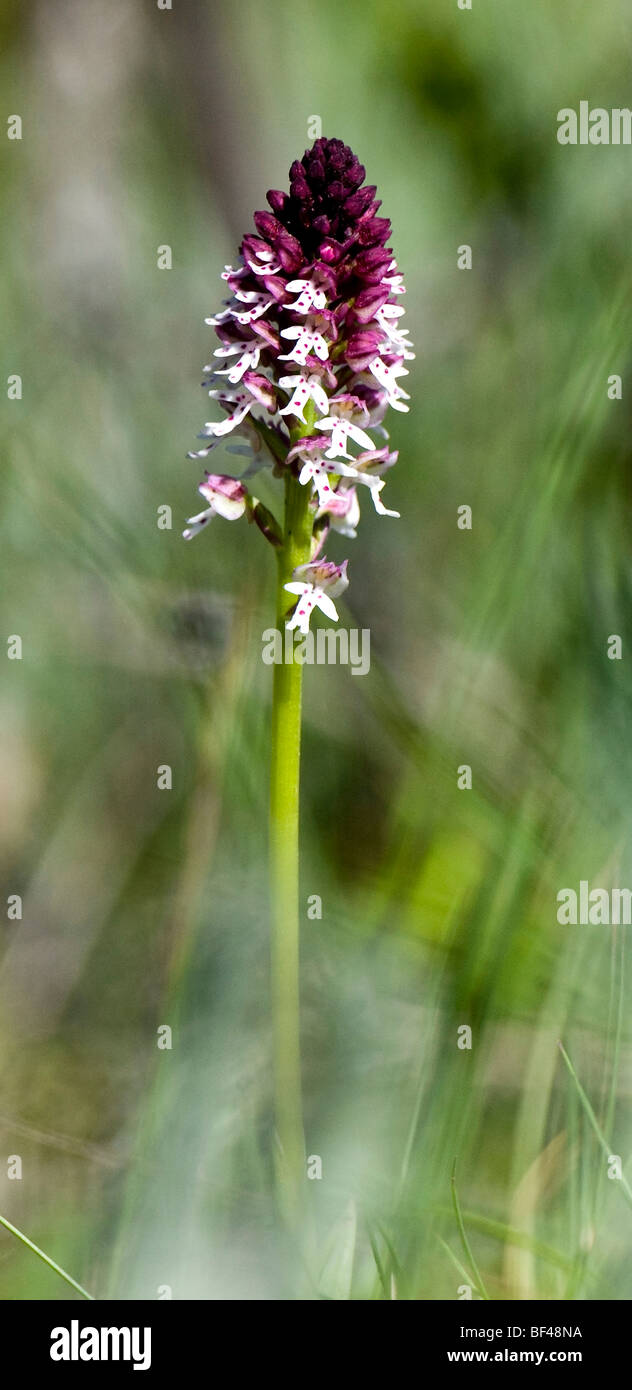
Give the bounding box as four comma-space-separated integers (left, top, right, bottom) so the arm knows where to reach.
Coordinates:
244, 140, 400, 283
261, 274, 287, 302
347, 328, 382, 357
266, 189, 288, 215
357, 216, 392, 247
243, 371, 277, 411
254, 210, 282, 241
290, 177, 311, 200
343, 185, 377, 218
241, 233, 272, 261
346, 160, 365, 189
319, 237, 346, 265
276, 227, 303, 255
355, 246, 391, 273
275, 229, 305, 272
351, 285, 392, 322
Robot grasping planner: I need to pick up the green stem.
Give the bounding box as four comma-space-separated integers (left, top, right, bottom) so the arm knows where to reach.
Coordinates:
269, 423, 314, 1225
558, 1041, 632, 1210
0, 1211, 94, 1300
451, 1159, 489, 1300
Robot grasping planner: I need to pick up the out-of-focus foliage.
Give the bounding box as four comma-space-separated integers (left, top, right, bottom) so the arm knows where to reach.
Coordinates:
1, 0, 632, 1299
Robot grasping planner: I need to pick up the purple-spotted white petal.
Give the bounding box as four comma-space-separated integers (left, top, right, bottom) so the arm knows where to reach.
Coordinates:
284, 559, 349, 633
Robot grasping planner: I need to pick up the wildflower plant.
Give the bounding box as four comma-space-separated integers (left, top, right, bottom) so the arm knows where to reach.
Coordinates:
183, 138, 413, 1220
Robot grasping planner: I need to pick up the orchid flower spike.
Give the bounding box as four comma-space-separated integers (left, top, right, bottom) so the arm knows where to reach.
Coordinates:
182, 137, 413, 627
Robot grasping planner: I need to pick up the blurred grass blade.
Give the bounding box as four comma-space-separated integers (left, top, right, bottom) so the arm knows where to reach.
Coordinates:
451, 1160, 489, 1300
437, 1233, 482, 1295
558, 1042, 632, 1210
367, 1222, 390, 1300
442, 1207, 577, 1276
0, 1213, 94, 1300
375, 1223, 406, 1299
318, 1199, 357, 1301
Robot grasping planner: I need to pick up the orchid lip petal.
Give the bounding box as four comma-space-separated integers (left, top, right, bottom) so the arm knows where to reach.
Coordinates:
182, 506, 214, 539
249, 258, 281, 276
315, 593, 339, 622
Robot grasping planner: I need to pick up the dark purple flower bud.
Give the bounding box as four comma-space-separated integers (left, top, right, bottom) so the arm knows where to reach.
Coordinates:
215, 323, 249, 349
345, 159, 365, 189
243, 371, 277, 411
343, 185, 377, 218
357, 216, 392, 247
319, 237, 346, 265
354, 246, 392, 276
327, 146, 346, 169
254, 210, 283, 242
274, 229, 304, 273
251, 318, 280, 350
350, 284, 392, 323
351, 383, 389, 416
345, 329, 384, 371
358, 199, 381, 221
267, 189, 288, 216
257, 274, 286, 303
242, 234, 273, 263
290, 176, 311, 200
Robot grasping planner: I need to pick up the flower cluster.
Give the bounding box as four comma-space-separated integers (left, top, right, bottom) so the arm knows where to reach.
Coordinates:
184, 137, 413, 630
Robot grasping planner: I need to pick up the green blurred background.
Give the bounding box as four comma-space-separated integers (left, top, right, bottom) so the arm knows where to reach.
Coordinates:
2, 0, 632, 1299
